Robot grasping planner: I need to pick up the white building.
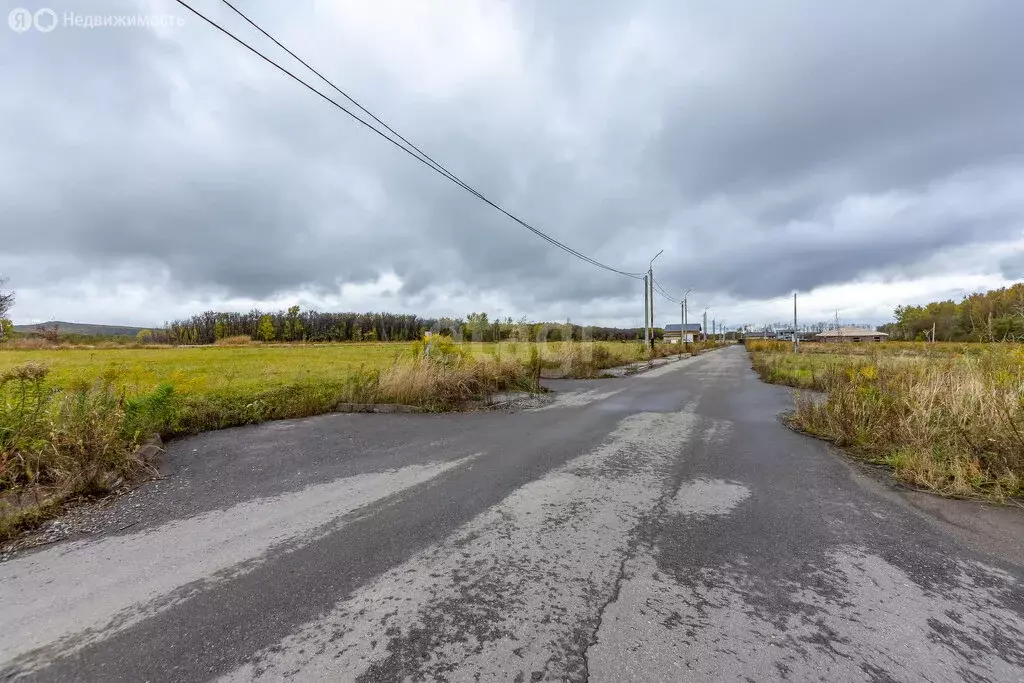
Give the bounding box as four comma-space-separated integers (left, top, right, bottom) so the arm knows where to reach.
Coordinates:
663, 323, 702, 343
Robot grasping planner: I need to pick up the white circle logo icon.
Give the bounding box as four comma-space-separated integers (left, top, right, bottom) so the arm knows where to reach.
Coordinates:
34, 8, 57, 32
8, 7, 32, 32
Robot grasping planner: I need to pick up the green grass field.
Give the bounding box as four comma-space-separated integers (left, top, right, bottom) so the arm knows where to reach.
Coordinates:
0, 343, 420, 396
0, 339, 672, 397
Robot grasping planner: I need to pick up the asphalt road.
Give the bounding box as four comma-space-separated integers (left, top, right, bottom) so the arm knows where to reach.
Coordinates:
2, 346, 1023, 682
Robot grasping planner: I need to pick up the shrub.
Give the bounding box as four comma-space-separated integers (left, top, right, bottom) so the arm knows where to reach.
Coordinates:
214, 335, 255, 346
1, 363, 168, 497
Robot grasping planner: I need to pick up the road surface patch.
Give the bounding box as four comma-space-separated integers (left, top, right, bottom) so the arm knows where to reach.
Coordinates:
586, 546, 1024, 682
666, 478, 751, 518
0, 457, 472, 670
220, 409, 698, 682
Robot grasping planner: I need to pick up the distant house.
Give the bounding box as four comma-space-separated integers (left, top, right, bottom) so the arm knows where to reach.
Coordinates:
743, 330, 777, 340
815, 326, 888, 343
663, 323, 702, 343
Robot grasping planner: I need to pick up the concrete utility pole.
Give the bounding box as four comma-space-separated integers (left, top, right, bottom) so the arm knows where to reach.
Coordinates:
703, 309, 708, 342
683, 287, 692, 345
643, 274, 649, 349
793, 292, 799, 353
648, 250, 663, 350
649, 274, 654, 347
679, 301, 684, 356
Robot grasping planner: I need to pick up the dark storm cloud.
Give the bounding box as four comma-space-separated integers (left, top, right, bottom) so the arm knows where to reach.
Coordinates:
0, 0, 1021, 322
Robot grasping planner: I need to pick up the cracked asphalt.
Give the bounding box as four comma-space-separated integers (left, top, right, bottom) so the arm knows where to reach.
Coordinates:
2, 346, 1023, 682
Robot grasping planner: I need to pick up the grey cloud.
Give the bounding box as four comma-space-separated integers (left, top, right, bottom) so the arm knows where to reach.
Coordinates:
1, 0, 1021, 324
1001, 251, 1024, 281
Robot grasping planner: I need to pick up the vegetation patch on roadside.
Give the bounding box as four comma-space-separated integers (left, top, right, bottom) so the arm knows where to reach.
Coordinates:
0, 337, 730, 540
747, 340, 1024, 502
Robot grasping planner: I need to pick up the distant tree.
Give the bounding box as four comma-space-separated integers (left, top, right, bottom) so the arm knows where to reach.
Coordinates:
465, 312, 490, 341
136, 329, 154, 344
256, 314, 275, 342
0, 317, 12, 343
282, 305, 304, 341
37, 323, 60, 343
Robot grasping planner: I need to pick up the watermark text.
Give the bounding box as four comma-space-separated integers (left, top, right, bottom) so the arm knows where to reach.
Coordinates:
8, 8, 184, 33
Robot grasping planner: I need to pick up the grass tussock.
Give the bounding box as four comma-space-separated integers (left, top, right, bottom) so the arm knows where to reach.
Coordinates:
748, 341, 1024, 501
380, 344, 536, 410
0, 364, 169, 539
539, 341, 644, 378
214, 335, 256, 346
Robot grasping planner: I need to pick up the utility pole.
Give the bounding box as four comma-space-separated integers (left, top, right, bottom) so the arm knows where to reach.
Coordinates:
679, 301, 684, 357
703, 309, 708, 342
647, 250, 663, 351
643, 274, 649, 349
680, 286, 693, 345
682, 287, 692, 347
793, 292, 799, 353
649, 273, 655, 348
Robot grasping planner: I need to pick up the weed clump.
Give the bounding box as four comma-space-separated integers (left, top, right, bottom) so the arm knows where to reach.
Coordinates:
748, 342, 1024, 500
0, 364, 173, 539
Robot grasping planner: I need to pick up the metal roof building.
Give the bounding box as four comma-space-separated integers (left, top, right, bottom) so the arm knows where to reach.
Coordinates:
814, 326, 889, 343
663, 323, 702, 343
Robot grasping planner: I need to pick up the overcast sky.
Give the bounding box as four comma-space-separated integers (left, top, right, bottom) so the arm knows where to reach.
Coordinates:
2, 0, 1021, 329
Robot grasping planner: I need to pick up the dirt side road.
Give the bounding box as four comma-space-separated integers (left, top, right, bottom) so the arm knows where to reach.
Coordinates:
2, 346, 1022, 681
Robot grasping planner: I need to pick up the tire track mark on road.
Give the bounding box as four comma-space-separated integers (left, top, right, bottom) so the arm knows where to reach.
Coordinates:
220, 407, 702, 682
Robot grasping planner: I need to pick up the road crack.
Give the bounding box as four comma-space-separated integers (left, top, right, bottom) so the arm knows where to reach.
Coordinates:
582, 537, 638, 682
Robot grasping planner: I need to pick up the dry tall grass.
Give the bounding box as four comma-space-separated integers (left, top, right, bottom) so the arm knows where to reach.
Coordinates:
214, 335, 256, 346
0, 363, 170, 539
748, 341, 1024, 500
378, 341, 536, 409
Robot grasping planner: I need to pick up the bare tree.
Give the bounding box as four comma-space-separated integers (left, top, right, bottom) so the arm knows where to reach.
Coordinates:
0, 276, 13, 319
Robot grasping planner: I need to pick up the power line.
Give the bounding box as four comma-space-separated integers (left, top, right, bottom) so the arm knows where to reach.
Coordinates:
653, 284, 678, 303
652, 277, 680, 303
175, 0, 645, 280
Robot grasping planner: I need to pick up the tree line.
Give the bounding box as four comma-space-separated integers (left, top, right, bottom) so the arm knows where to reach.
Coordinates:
878, 283, 1024, 341
166, 308, 656, 345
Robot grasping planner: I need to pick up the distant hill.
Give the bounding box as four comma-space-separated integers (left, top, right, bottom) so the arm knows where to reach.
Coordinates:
12, 321, 149, 337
